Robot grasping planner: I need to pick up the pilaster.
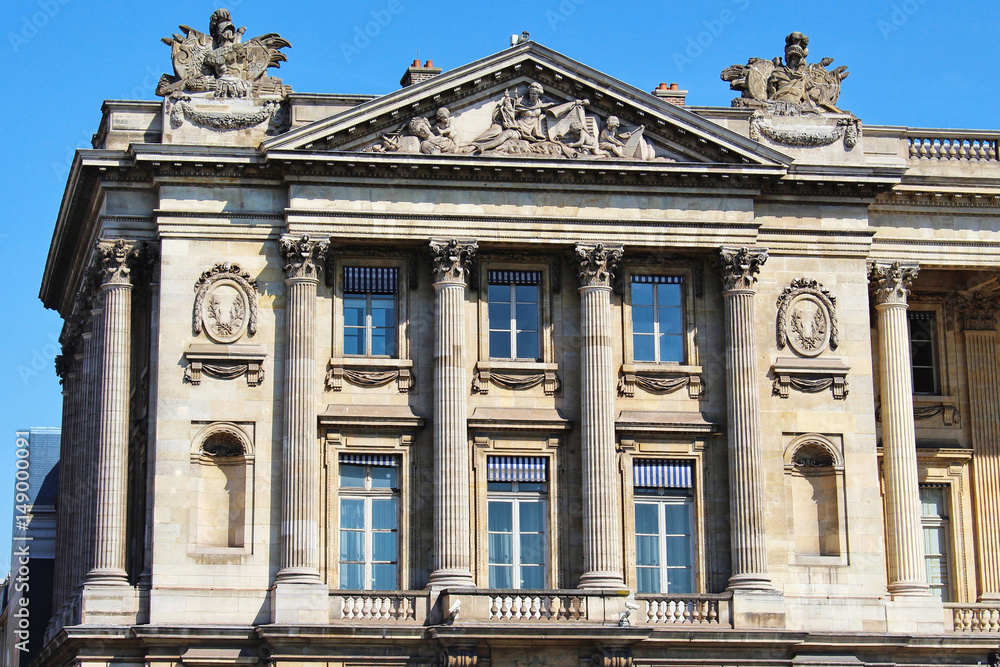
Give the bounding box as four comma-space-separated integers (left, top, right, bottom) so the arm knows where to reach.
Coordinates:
427, 239, 478, 589
868, 261, 929, 597
576, 242, 626, 589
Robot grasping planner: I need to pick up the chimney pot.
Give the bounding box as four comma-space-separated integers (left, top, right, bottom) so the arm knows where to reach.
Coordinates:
670, 83, 678, 90
425, 60, 433, 67
657, 83, 668, 90
412, 59, 421, 67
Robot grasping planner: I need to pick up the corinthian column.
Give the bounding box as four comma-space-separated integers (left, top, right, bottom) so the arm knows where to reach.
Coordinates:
960, 294, 1000, 601
869, 261, 929, 597
576, 242, 625, 589
428, 239, 477, 588
277, 235, 328, 584
717, 247, 772, 590
87, 240, 142, 585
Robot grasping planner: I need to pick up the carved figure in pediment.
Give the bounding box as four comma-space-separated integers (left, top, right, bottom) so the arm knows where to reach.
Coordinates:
721, 31, 848, 115
599, 116, 655, 160
156, 9, 291, 99
472, 83, 554, 151
362, 107, 476, 155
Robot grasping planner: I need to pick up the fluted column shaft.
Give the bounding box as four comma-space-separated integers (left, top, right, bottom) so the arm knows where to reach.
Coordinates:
963, 307, 1000, 600
81, 308, 102, 584
278, 236, 327, 583
428, 239, 477, 588
575, 243, 625, 589
870, 261, 929, 596
52, 352, 77, 609
717, 247, 772, 591
88, 279, 132, 584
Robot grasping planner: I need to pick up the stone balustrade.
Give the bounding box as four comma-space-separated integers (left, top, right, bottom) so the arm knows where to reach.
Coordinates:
488, 593, 588, 621
331, 591, 428, 623
639, 594, 731, 626
947, 604, 1000, 632
907, 134, 999, 161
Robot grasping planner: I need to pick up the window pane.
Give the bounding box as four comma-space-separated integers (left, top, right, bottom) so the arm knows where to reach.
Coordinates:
372, 563, 397, 590
339, 530, 364, 561
490, 565, 513, 589
924, 525, 946, 555
635, 504, 659, 535
340, 563, 364, 589
489, 533, 513, 564
632, 306, 655, 333
343, 297, 366, 327
666, 536, 692, 566
666, 568, 693, 594
488, 284, 511, 303
921, 487, 946, 517
519, 501, 544, 533
520, 565, 545, 589
344, 328, 365, 356
371, 328, 393, 356
663, 502, 691, 534
372, 498, 397, 529
340, 498, 364, 528
371, 296, 395, 327
340, 465, 366, 488
371, 467, 398, 490
659, 334, 684, 363
515, 285, 538, 303
912, 368, 936, 394
657, 283, 682, 307
487, 481, 513, 492
636, 535, 660, 566
515, 331, 539, 359
489, 302, 511, 329
636, 567, 660, 594
519, 533, 545, 566
634, 334, 655, 362
518, 482, 545, 493
515, 303, 539, 331
489, 331, 512, 359
660, 307, 684, 334
373, 532, 397, 562
488, 501, 513, 532
911, 341, 934, 366
632, 282, 654, 305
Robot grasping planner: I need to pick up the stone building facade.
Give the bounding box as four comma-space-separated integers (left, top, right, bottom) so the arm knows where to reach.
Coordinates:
35, 13, 1000, 667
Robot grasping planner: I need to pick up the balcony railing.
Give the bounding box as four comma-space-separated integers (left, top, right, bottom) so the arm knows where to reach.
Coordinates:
331, 591, 429, 623
906, 134, 1000, 161
946, 603, 1000, 632
487, 592, 588, 621
639, 593, 731, 625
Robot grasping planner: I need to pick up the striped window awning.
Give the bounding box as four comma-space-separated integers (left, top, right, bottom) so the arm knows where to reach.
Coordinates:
344, 267, 398, 294
488, 270, 542, 285
487, 456, 548, 482
633, 459, 693, 489
632, 275, 684, 284
908, 311, 935, 321
340, 453, 399, 467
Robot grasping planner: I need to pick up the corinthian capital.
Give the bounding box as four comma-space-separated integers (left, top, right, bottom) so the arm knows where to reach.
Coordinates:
716, 246, 767, 292
868, 261, 919, 305
95, 239, 148, 286
429, 238, 477, 284
960, 292, 999, 331
575, 242, 623, 288
280, 235, 328, 280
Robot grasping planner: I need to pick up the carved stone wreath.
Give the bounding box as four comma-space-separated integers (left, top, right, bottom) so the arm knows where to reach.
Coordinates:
776, 278, 839, 357
193, 263, 259, 344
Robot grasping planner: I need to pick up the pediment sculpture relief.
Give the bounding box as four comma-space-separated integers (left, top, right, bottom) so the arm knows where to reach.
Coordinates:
362, 81, 659, 161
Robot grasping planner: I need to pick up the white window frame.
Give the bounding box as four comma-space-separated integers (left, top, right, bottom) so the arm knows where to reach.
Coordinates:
629, 278, 686, 364
920, 483, 951, 602
908, 310, 940, 396
342, 290, 398, 358
622, 266, 698, 369
634, 487, 696, 595
487, 481, 549, 589
487, 280, 541, 361
338, 462, 400, 591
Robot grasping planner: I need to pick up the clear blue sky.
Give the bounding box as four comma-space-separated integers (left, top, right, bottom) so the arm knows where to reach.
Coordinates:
1, 0, 998, 573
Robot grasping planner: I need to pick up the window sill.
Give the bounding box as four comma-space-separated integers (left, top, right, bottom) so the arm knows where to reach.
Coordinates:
473, 361, 560, 396
327, 357, 414, 393
618, 364, 704, 399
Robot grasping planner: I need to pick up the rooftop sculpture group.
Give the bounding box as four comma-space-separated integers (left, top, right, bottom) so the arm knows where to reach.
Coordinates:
721, 32, 848, 115
364, 82, 657, 161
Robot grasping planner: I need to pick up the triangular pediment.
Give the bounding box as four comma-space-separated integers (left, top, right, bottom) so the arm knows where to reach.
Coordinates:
263, 43, 790, 167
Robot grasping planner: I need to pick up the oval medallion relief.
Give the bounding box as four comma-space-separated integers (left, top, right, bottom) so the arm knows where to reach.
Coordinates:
786, 293, 831, 357
201, 279, 250, 344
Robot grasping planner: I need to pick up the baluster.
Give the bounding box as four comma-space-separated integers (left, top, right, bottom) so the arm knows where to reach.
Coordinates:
977, 140, 988, 160
708, 601, 718, 625
406, 596, 416, 621
644, 600, 655, 623
353, 595, 365, 620
363, 595, 375, 619
490, 596, 501, 619
692, 600, 705, 624
529, 595, 540, 619
341, 596, 353, 620
545, 595, 557, 620
958, 140, 970, 159
908, 140, 918, 159
514, 595, 526, 619
918, 139, 929, 159
989, 608, 1000, 632
379, 596, 391, 620
947, 139, 959, 159
992, 140, 999, 160
499, 595, 511, 619
682, 601, 693, 623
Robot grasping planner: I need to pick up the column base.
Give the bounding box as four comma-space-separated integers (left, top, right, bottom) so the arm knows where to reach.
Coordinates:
731, 588, 786, 629
270, 580, 329, 624
275, 566, 323, 585
80, 583, 140, 625
887, 580, 931, 597
727, 572, 774, 591
427, 568, 476, 590
85, 568, 129, 586
577, 571, 626, 590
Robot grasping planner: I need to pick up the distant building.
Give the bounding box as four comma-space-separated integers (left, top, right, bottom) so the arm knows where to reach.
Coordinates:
0, 428, 58, 667
32, 9, 1000, 667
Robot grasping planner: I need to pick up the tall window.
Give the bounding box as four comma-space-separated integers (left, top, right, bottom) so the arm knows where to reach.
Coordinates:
339, 454, 399, 590
631, 276, 685, 363
488, 271, 541, 361
633, 459, 695, 594
908, 311, 938, 394
920, 485, 951, 602
487, 456, 548, 589
344, 267, 397, 357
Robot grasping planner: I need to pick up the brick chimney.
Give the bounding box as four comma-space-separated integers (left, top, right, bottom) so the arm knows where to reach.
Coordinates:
400, 59, 442, 87
653, 82, 687, 107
